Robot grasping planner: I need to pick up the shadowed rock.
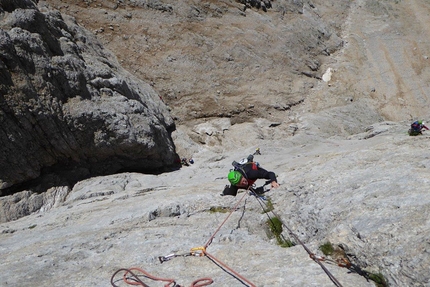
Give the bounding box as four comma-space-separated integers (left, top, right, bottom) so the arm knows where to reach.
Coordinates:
0, 2, 179, 191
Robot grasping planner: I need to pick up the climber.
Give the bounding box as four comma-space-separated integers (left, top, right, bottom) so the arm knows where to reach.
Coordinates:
222, 157, 279, 196
408, 120, 429, 136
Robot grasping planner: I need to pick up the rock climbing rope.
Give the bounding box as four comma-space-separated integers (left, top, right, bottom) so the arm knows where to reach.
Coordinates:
110, 267, 213, 287
112, 185, 347, 287
251, 193, 344, 287
111, 189, 255, 287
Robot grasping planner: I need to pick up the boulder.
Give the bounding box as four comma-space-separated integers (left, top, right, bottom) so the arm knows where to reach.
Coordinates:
0, 1, 179, 191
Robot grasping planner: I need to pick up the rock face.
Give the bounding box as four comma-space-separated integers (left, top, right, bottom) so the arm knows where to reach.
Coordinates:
1, 122, 429, 287
43, 0, 348, 124
2, 0, 430, 287
0, 0, 178, 191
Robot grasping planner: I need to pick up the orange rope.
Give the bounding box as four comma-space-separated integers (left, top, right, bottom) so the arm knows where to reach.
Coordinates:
122, 267, 175, 286
204, 189, 249, 249
204, 250, 257, 287
111, 190, 254, 287
191, 278, 214, 287
110, 267, 213, 287
111, 267, 174, 287
112, 190, 343, 287
187, 189, 257, 286
187, 188, 257, 287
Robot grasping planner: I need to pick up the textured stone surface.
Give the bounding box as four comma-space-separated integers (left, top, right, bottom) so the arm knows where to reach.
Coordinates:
1, 122, 429, 286
0, 0, 178, 191
40, 0, 349, 124
2, 0, 430, 286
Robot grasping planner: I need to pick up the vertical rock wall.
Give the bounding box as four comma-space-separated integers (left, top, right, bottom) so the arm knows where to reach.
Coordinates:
0, 0, 179, 191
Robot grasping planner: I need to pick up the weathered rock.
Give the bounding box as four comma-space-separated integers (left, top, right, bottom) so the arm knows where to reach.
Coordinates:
42, 0, 349, 125
0, 185, 70, 222
0, 1, 178, 191
2, 0, 430, 286
1, 123, 429, 286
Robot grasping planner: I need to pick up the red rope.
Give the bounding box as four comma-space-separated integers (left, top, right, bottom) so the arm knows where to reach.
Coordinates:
204, 189, 249, 249
191, 278, 214, 287
112, 190, 343, 287
110, 267, 213, 287
204, 250, 257, 287
122, 267, 175, 286
111, 190, 254, 287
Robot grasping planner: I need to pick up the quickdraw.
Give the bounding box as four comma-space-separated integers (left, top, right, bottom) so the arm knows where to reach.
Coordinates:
337, 258, 352, 268
190, 246, 206, 257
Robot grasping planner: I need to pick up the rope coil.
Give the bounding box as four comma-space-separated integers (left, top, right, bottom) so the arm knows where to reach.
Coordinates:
110, 267, 213, 287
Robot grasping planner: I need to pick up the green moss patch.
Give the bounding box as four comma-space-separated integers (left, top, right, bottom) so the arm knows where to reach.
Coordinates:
266, 216, 295, 248
261, 197, 274, 213
367, 272, 388, 287
209, 206, 230, 213
319, 242, 334, 256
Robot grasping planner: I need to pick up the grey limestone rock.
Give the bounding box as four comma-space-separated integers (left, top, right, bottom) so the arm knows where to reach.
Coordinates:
0, 2, 178, 190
